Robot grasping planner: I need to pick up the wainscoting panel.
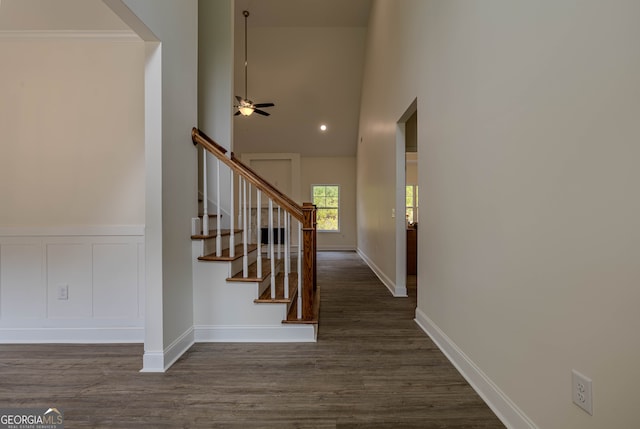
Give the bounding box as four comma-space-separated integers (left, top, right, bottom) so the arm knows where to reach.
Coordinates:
92, 242, 139, 319
0, 241, 45, 319
47, 242, 93, 319
0, 227, 145, 343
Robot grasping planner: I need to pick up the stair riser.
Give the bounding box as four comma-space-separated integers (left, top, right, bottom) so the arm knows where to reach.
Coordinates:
197, 216, 220, 233
229, 248, 259, 277
202, 231, 243, 255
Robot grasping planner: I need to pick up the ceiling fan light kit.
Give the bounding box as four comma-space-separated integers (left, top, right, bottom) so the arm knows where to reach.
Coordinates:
235, 10, 275, 117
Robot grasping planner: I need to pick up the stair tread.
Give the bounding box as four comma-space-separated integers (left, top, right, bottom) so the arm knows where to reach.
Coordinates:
227, 258, 274, 282
198, 243, 258, 262
191, 229, 242, 240
255, 272, 298, 303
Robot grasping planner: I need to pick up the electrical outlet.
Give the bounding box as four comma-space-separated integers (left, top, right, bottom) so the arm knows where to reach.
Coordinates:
572, 369, 593, 415
57, 285, 69, 301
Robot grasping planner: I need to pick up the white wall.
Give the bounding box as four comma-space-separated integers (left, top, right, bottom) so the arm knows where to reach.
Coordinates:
198, 0, 234, 228
358, 1, 640, 428
0, 35, 146, 342
0, 38, 145, 226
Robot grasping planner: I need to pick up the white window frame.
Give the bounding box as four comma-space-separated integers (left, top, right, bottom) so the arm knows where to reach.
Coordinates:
311, 184, 340, 233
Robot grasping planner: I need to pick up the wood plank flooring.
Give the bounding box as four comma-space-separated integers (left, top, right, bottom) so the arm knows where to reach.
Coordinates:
0, 251, 505, 428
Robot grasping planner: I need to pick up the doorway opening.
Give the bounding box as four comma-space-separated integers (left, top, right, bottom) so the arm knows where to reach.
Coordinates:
395, 99, 418, 300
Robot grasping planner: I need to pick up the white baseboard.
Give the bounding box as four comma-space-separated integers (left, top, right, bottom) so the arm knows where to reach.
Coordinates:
0, 327, 144, 343
414, 308, 537, 429
317, 244, 356, 251
194, 324, 317, 342
141, 327, 194, 373
356, 248, 406, 297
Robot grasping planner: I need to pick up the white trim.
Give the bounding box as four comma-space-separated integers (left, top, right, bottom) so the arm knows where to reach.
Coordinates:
163, 327, 195, 371
317, 244, 356, 251
414, 308, 538, 429
357, 248, 408, 297
0, 225, 145, 237
194, 324, 317, 343
141, 327, 195, 373
0, 327, 143, 344
141, 352, 164, 373
0, 30, 139, 40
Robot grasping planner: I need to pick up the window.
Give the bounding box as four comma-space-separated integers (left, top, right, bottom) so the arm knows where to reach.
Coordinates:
406, 185, 418, 225
312, 185, 340, 231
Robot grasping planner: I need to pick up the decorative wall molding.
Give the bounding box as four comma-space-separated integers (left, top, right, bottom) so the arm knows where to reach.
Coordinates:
414, 308, 538, 429
0, 225, 145, 237
0, 30, 140, 40
0, 229, 145, 344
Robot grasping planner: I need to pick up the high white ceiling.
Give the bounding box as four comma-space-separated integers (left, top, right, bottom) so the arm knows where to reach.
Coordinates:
0, 0, 371, 157
232, 0, 371, 156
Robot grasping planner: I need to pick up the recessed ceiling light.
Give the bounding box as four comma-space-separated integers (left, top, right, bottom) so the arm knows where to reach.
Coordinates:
320, 124, 327, 131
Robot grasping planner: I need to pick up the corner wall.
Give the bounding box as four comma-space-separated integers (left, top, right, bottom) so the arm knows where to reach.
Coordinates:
358, 1, 640, 427
109, 0, 199, 372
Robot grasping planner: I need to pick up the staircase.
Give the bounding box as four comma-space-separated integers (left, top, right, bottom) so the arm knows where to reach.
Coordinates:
190, 128, 318, 343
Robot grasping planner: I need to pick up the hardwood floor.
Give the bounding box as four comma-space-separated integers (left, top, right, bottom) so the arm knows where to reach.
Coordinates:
0, 251, 504, 428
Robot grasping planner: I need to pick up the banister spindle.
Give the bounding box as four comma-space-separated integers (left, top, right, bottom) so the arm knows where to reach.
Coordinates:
256, 190, 262, 278
216, 158, 221, 257
284, 212, 290, 299
269, 198, 275, 299
202, 147, 209, 236
229, 170, 235, 258
297, 219, 302, 319
238, 175, 243, 229
277, 205, 281, 260
248, 183, 253, 244
242, 178, 248, 277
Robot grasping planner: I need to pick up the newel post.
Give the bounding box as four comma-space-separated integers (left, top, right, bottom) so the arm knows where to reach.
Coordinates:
302, 203, 316, 320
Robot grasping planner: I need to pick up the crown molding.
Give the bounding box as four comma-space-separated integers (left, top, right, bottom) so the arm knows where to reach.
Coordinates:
0, 29, 139, 40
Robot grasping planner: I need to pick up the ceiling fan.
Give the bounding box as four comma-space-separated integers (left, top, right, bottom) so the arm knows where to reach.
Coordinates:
235, 10, 274, 117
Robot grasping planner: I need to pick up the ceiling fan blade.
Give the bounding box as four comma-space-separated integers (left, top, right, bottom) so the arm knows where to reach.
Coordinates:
235, 95, 244, 103
234, 110, 241, 116
254, 109, 270, 116
253, 102, 274, 108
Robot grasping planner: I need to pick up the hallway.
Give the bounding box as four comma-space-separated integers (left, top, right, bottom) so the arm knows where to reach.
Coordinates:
0, 252, 504, 428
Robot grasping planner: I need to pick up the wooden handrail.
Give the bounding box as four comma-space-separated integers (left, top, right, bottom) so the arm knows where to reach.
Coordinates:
192, 127, 303, 221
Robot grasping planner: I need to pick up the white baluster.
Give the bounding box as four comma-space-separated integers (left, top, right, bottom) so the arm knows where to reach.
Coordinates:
297, 219, 302, 319
229, 170, 235, 258
277, 206, 281, 260
269, 198, 275, 299
256, 190, 262, 278
238, 175, 243, 228
202, 148, 209, 235
242, 178, 248, 277
284, 212, 289, 299
216, 159, 221, 257
248, 183, 253, 244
